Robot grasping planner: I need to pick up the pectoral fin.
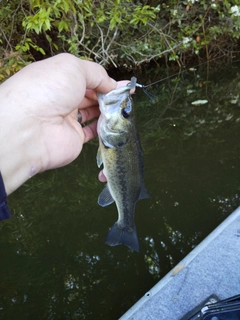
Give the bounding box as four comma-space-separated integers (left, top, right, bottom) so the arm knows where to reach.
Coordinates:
96, 147, 103, 168
98, 184, 115, 207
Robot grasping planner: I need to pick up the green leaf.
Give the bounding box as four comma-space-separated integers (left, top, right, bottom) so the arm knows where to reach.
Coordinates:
57, 20, 69, 32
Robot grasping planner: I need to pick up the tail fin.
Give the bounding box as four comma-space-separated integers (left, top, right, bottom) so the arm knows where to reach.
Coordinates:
105, 222, 140, 252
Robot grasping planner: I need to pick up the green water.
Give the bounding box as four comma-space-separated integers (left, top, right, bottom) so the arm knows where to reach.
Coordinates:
1, 61, 240, 319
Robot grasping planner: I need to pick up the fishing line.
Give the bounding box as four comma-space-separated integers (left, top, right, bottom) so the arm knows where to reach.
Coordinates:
135, 54, 228, 101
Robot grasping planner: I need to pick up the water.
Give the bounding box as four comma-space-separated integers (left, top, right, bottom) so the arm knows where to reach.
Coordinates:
1, 61, 240, 319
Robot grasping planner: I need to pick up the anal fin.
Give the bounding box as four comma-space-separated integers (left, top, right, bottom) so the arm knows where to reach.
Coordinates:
138, 183, 150, 200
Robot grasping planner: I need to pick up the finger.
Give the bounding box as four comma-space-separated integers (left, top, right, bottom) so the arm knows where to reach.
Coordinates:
116, 80, 136, 94
116, 80, 129, 88
79, 80, 135, 109
85, 89, 97, 101
78, 60, 117, 93
98, 170, 107, 182
82, 119, 98, 143
84, 81, 133, 97
78, 96, 98, 109
80, 106, 100, 123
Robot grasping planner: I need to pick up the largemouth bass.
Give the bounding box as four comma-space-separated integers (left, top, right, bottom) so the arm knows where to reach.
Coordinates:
97, 77, 150, 252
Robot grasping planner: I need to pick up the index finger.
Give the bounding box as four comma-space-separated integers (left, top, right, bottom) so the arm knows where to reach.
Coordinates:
80, 80, 135, 108
78, 60, 117, 93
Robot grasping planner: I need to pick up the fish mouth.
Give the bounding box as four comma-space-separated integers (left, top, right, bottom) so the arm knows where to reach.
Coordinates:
111, 76, 137, 95
97, 76, 137, 114
102, 77, 137, 105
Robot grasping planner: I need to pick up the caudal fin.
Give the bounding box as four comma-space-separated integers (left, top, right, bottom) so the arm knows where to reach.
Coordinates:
105, 222, 140, 252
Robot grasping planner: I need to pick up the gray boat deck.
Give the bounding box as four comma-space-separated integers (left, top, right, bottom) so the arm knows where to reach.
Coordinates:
120, 206, 240, 320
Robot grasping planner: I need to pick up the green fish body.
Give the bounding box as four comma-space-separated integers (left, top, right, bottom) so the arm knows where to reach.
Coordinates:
97, 77, 149, 252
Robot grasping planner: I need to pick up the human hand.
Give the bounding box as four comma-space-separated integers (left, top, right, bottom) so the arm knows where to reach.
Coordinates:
0, 53, 119, 194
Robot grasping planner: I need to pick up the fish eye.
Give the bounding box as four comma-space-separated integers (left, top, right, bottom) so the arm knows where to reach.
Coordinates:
121, 98, 132, 118
122, 108, 130, 118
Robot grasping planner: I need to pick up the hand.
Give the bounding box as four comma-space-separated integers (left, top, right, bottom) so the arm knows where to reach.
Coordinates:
98, 170, 107, 183
0, 53, 117, 194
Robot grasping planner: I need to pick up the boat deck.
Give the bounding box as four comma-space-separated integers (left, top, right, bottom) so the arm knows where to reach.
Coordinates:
120, 207, 240, 319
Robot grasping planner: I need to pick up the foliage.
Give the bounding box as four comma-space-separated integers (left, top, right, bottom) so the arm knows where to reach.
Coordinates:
0, 0, 240, 79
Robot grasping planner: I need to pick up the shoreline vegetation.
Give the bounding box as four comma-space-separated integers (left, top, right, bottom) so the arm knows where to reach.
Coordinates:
1, 0, 240, 81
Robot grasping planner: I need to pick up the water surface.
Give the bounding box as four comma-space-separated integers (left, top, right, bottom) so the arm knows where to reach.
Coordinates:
1, 61, 240, 319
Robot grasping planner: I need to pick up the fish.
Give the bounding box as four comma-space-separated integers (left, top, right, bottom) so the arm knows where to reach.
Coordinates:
97, 77, 150, 252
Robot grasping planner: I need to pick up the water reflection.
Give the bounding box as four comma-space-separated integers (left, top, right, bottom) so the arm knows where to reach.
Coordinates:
1, 62, 240, 319
144, 236, 160, 279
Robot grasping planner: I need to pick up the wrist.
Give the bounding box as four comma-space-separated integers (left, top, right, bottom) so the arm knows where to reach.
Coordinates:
0, 81, 44, 195
0, 123, 43, 195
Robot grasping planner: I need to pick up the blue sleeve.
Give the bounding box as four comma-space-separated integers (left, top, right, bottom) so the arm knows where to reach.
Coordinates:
0, 172, 11, 221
